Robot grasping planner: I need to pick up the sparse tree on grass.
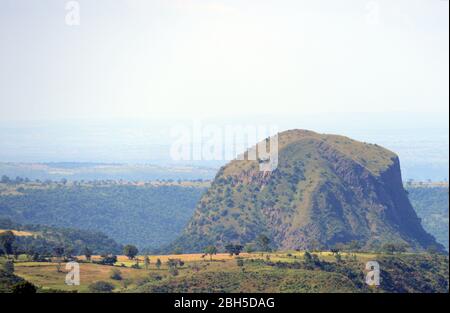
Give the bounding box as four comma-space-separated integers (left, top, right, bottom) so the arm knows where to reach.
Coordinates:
83, 247, 92, 262
123, 245, 139, 260
303, 251, 319, 269
330, 247, 340, 255
0, 231, 15, 259
204, 246, 217, 261
53, 246, 64, 272
225, 244, 244, 256
99, 255, 117, 266
144, 255, 150, 270
156, 258, 162, 270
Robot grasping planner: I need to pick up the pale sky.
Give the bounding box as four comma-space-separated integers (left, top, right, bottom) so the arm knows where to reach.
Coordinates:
0, 0, 449, 121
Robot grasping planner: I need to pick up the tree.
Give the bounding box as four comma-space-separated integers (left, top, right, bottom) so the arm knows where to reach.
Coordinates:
225, 244, 244, 256
330, 247, 340, 255
53, 246, 64, 258
123, 245, 139, 260
53, 246, 65, 272
156, 258, 162, 270
99, 255, 117, 266
303, 251, 319, 269
256, 234, 270, 252
64, 246, 75, 259
204, 246, 217, 261
0, 231, 15, 258
83, 247, 92, 262
144, 255, 150, 270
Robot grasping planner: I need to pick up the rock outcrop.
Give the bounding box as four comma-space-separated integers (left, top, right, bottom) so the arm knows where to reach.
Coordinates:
170, 130, 443, 252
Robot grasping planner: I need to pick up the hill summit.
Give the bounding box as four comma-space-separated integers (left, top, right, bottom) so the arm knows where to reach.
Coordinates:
171, 130, 443, 252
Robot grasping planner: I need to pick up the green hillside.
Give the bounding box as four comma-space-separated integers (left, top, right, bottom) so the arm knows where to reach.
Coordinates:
171, 130, 442, 253
406, 186, 449, 250
134, 253, 448, 293
0, 183, 206, 250
0, 218, 123, 256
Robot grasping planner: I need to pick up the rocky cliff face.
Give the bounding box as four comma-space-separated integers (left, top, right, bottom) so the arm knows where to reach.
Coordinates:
170, 130, 443, 252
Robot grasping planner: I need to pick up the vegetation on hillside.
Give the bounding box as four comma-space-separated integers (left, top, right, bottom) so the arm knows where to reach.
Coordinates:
0, 218, 123, 257
406, 186, 449, 250
2, 250, 447, 293
171, 130, 442, 253
0, 183, 205, 250
0, 269, 27, 293
132, 252, 449, 293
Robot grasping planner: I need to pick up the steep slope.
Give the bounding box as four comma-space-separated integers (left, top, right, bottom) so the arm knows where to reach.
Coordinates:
406, 185, 449, 250
171, 130, 443, 252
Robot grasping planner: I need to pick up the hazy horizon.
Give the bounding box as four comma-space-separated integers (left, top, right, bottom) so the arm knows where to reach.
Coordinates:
1, 0, 449, 121
1, 1, 448, 180
1, 111, 448, 181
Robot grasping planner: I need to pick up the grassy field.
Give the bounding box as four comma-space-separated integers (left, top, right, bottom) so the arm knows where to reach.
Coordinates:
13, 262, 153, 292
75, 251, 380, 267
8, 250, 442, 293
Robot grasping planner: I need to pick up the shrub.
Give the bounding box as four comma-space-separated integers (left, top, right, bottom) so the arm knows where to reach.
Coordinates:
110, 269, 122, 280
88, 281, 115, 293
135, 277, 152, 286
98, 255, 117, 266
